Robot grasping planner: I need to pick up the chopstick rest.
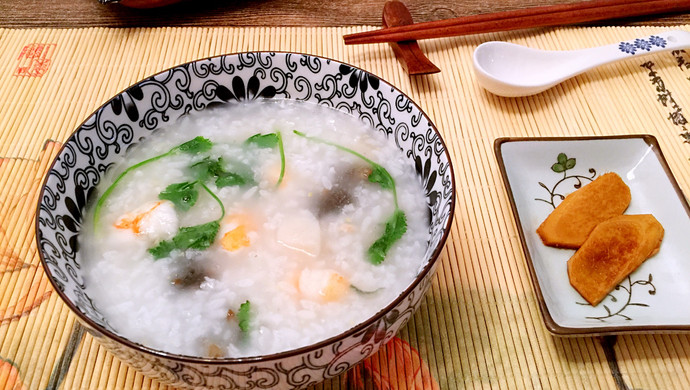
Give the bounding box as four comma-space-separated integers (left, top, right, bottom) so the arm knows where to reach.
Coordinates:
382, 1, 440, 75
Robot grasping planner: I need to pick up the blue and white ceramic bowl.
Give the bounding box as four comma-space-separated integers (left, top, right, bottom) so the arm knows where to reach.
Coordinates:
36, 52, 455, 389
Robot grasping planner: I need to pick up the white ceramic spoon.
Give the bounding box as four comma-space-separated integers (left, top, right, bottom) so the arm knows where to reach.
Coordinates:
473, 30, 690, 97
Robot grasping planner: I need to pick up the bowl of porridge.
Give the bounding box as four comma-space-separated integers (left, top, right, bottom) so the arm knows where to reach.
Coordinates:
36, 52, 455, 389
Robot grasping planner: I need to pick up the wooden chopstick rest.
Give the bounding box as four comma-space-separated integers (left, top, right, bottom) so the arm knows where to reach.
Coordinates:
382, 1, 440, 75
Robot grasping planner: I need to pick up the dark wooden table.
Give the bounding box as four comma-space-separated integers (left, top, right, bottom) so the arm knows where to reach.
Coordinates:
2, 0, 690, 28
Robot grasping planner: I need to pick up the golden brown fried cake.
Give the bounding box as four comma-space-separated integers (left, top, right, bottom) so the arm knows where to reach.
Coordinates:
567, 214, 664, 306
536, 172, 631, 249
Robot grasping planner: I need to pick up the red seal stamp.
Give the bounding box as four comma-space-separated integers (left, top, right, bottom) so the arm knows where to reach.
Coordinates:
14, 43, 57, 77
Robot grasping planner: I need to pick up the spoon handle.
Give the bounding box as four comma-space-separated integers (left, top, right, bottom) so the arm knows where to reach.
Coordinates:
579, 30, 690, 70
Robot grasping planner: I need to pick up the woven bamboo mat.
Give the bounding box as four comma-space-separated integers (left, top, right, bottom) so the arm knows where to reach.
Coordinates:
1, 25, 690, 389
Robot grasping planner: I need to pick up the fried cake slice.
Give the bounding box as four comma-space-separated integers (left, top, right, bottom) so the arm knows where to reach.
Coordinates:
567, 214, 664, 306
537, 172, 631, 249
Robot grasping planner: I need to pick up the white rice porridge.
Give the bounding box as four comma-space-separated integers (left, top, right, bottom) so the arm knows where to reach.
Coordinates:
80, 100, 429, 358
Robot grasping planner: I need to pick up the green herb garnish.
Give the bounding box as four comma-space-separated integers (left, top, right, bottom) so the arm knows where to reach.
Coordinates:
293, 130, 407, 264
191, 157, 226, 182
293, 130, 397, 205
173, 220, 221, 250
367, 209, 407, 265
238, 300, 251, 332
245, 132, 285, 187
215, 172, 247, 187
177, 136, 213, 154
148, 220, 221, 259
198, 182, 226, 218
93, 136, 213, 226
148, 240, 176, 259
368, 163, 395, 191
158, 181, 199, 211
191, 157, 252, 188
276, 132, 285, 187
245, 133, 279, 148
148, 182, 225, 260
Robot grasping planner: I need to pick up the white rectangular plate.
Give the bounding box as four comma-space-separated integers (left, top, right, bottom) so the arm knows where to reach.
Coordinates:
495, 135, 690, 335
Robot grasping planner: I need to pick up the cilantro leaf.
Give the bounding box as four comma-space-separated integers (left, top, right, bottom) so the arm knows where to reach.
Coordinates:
276, 132, 285, 187
238, 300, 251, 332
172, 221, 221, 251
245, 133, 279, 148
148, 221, 220, 259
192, 157, 250, 187
159, 181, 199, 211
216, 172, 247, 187
368, 163, 395, 190
177, 136, 213, 154
293, 130, 407, 264
293, 130, 399, 207
148, 185, 226, 260
245, 132, 285, 187
148, 240, 176, 259
367, 209, 407, 265
94, 136, 213, 227
192, 157, 226, 182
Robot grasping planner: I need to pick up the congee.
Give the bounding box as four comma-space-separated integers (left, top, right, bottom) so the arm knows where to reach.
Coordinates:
81, 100, 429, 358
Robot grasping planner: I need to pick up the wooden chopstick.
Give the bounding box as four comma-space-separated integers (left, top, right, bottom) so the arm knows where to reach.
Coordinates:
344, 0, 690, 45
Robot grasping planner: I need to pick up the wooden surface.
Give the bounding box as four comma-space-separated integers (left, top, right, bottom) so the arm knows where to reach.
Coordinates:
2, 0, 690, 28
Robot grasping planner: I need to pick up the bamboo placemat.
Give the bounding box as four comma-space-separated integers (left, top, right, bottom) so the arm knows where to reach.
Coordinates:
1, 26, 690, 389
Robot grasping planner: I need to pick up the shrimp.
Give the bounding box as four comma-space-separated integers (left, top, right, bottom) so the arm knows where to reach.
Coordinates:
114, 200, 178, 242
220, 214, 253, 252
298, 268, 350, 302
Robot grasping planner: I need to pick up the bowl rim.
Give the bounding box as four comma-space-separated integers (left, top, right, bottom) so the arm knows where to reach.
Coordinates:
35, 51, 456, 365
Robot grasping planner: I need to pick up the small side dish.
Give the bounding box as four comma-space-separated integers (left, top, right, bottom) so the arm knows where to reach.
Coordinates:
495, 135, 690, 335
